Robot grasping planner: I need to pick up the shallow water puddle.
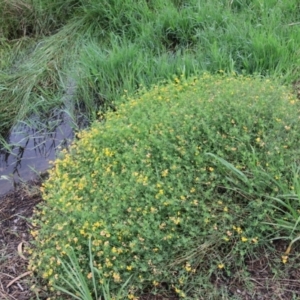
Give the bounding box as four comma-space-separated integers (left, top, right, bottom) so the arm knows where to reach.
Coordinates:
0, 113, 74, 196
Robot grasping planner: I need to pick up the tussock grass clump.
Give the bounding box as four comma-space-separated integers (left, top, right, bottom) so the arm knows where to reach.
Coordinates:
29, 74, 300, 298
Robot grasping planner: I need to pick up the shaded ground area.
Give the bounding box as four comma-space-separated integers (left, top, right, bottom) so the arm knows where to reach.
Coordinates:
216, 244, 300, 299
0, 179, 44, 300
1, 181, 300, 300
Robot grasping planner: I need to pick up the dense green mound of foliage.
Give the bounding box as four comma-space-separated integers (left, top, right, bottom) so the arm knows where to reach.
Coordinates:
29, 74, 300, 298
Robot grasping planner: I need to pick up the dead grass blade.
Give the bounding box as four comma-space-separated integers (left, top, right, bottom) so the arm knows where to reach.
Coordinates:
6, 271, 32, 288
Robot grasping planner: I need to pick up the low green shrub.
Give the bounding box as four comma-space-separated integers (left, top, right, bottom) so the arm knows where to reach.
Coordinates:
29, 74, 300, 299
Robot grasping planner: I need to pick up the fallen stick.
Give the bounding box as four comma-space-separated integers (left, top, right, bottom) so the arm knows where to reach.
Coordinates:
6, 271, 32, 288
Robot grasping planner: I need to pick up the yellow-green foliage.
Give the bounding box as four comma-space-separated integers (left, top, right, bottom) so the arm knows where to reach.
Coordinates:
29, 74, 300, 298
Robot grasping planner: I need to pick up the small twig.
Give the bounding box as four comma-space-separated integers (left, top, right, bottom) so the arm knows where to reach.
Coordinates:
6, 271, 32, 288
274, 278, 300, 283
0, 290, 17, 300
249, 277, 264, 287
0, 214, 18, 224
16, 282, 24, 291
0, 272, 15, 279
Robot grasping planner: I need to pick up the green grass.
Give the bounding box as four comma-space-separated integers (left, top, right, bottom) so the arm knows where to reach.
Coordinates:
28, 74, 300, 299
1, 0, 300, 137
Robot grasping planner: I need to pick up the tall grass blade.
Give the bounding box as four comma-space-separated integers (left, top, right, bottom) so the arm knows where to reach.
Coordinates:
205, 152, 251, 187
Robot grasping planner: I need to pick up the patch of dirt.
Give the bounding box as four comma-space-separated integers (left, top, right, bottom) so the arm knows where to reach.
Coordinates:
0, 179, 43, 300
244, 242, 300, 299
214, 242, 300, 299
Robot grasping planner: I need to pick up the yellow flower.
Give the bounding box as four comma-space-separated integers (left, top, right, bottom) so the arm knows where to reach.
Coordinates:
282, 255, 288, 264
233, 226, 243, 234
94, 221, 101, 227
126, 265, 132, 271
30, 230, 38, 238
161, 169, 169, 177
150, 207, 157, 213
241, 236, 248, 242
185, 263, 192, 272
113, 272, 121, 282
218, 263, 224, 269
103, 148, 114, 157
153, 280, 159, 286
251, 237, 258, 244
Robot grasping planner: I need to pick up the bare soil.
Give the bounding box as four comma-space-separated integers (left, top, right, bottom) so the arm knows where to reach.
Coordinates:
0, 179, 44, 300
